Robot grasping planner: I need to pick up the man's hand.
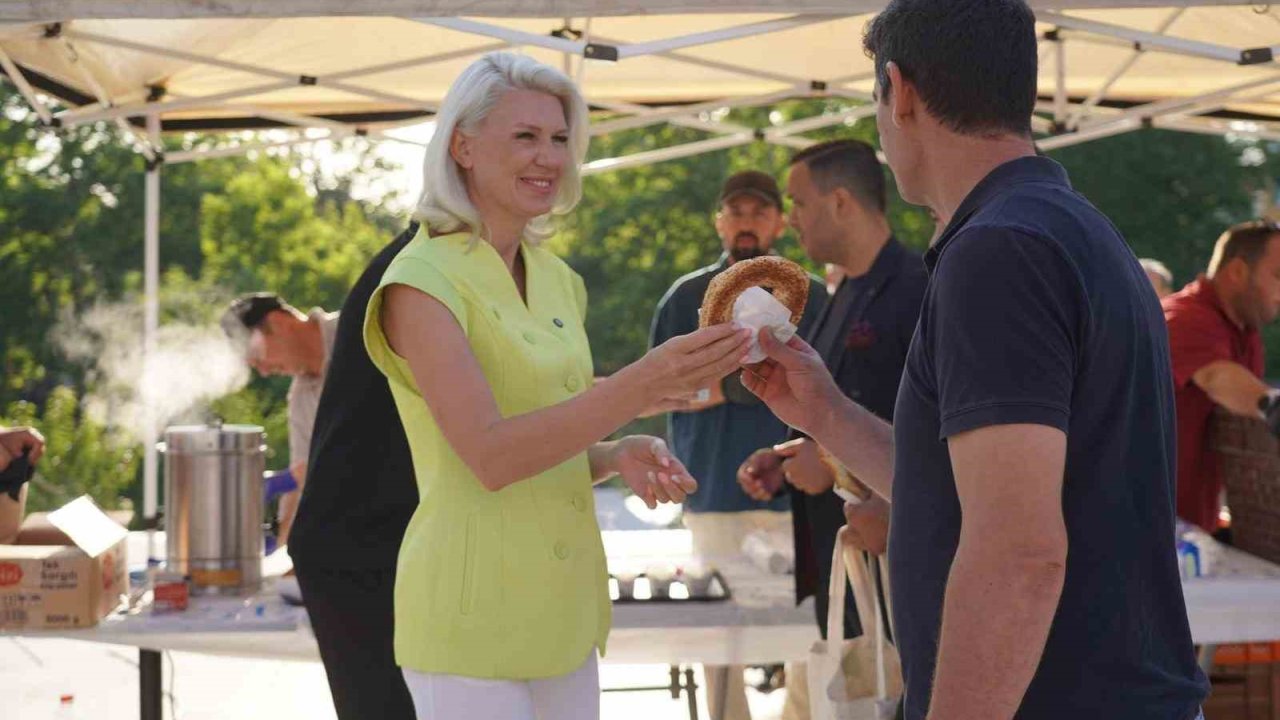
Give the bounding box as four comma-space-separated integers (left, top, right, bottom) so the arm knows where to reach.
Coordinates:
275, 460, 307, 549
842, 495, 891, 556
737, 448, 785, 501
775, 438, 834, 495
739, 330, 842, 437
0, 426, 45, 474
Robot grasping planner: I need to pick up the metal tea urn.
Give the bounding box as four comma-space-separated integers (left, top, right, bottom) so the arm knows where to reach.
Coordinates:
159, 423, 266, 595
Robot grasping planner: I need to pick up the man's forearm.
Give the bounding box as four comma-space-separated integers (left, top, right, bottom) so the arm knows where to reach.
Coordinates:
1195, 360, 1270, 418
927, 538, 1067, 720
810, 395, 895, 499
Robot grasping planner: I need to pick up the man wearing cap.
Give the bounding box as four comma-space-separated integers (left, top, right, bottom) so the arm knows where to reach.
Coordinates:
222, 294, 338, 548
649, 170, 825, 720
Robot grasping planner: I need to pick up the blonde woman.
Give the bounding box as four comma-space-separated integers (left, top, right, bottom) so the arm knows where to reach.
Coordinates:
364, 52, 751, 719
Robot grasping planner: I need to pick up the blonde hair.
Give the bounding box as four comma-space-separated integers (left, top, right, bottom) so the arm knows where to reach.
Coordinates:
415, 52, 590, 245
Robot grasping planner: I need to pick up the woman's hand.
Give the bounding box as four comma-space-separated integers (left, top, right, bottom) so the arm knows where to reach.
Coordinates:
604, 436, 698, 510
635, 324, 751, 404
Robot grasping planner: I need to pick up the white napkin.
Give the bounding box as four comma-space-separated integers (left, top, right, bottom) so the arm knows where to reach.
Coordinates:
733, 286, 798, 364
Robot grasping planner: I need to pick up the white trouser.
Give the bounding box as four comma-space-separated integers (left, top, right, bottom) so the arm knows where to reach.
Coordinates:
401, 650, 599, 720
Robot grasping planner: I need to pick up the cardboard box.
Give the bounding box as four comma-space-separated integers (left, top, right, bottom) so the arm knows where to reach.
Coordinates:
0, 496, 128, 629
0, 486, 25, 545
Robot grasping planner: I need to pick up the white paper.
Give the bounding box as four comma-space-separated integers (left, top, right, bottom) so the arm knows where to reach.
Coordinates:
733, 286, 798, 364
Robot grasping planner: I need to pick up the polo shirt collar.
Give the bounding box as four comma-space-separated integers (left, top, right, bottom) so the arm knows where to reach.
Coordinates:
1188, 274, 1247, 334
925, 155, 1071, 273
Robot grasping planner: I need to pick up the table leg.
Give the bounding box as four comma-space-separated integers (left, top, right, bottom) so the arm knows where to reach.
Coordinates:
684, 666, 700, 720
1197, 644, 1217, 675
140, 649, 162, 720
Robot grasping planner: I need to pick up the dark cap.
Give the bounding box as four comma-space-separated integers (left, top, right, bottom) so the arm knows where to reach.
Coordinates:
221, 293, 285, 336
718, 170, 783, 210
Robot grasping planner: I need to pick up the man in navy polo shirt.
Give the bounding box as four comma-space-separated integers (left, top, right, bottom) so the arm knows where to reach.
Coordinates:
741, 1, 1208, 718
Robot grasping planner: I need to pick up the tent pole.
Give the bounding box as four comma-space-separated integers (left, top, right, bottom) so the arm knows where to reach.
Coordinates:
1037, 10, 1252, 66
1054, 34, 1068, 125
166, 131, 334, 164
583, 132, 754, 175
143, 113, 161, 556
1065, 8, 1185, 131
0, 48, 51, 124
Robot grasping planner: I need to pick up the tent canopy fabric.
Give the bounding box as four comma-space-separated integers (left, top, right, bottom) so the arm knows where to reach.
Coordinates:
1, 2, 1279, 153
0, 1, 1256, 21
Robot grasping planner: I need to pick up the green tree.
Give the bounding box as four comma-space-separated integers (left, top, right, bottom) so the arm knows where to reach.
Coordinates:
1, 388, 138, 512
1048, 130, 1280, 372
0, 85, 404, 514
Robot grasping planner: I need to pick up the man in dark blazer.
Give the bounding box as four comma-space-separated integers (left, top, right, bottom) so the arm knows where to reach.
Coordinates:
738, 140, 927, 716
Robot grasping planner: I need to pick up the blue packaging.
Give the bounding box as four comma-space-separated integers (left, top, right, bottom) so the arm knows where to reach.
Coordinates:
1176, 538, 1201, 579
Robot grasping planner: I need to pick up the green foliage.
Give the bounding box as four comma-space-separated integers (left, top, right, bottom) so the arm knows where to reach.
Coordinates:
1, 387, 138, 513
0, 86, 399, 513
198, 157, 390, 311
558, 100, 933, 377
1048, 130, 1280, 370
8, 82, 1280, 509
209, 383, 291, 470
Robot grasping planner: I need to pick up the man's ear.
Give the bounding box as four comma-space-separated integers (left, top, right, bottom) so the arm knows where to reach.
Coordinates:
1228, 256, 1252, 286
886, 62, 916, 129
771, 210, 787, 240
259, 312, 279, 335
831, 187, 855, 215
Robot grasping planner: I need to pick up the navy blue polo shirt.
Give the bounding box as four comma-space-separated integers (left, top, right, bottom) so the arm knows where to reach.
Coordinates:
651, 253, 825, 514
889, 157, 1208, 719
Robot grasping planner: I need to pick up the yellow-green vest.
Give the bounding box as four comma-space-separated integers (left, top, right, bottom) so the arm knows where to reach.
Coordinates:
364, 231, 610, 679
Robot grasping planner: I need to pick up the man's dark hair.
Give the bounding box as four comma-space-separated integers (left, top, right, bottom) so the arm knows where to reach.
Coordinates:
790, 139, 887, 213
220, 293, 291, 339
1209, 220, 1280, 277
862, 0, 1038, 137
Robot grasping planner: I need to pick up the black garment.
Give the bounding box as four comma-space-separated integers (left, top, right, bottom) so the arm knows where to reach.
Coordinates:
890, 157, 1208, 718
288, 224, 419, 720
295, 566, 415, 720
789, 238, 927, 640
288, 223, 419, 570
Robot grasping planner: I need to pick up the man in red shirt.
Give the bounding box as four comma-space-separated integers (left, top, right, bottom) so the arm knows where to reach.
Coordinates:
1164, 220, 1280, 532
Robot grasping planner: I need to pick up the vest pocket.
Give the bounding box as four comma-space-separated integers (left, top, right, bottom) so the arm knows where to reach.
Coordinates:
460, 514, 478, 615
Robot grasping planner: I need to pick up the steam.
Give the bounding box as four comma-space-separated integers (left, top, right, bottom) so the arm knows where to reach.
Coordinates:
52, 299, 250, 443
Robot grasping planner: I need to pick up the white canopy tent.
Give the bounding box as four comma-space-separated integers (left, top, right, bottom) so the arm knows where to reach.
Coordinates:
2, 1, 1280, 529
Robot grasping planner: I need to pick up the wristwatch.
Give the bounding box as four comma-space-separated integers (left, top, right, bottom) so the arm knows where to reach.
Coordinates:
1258, 389, 1280, 437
